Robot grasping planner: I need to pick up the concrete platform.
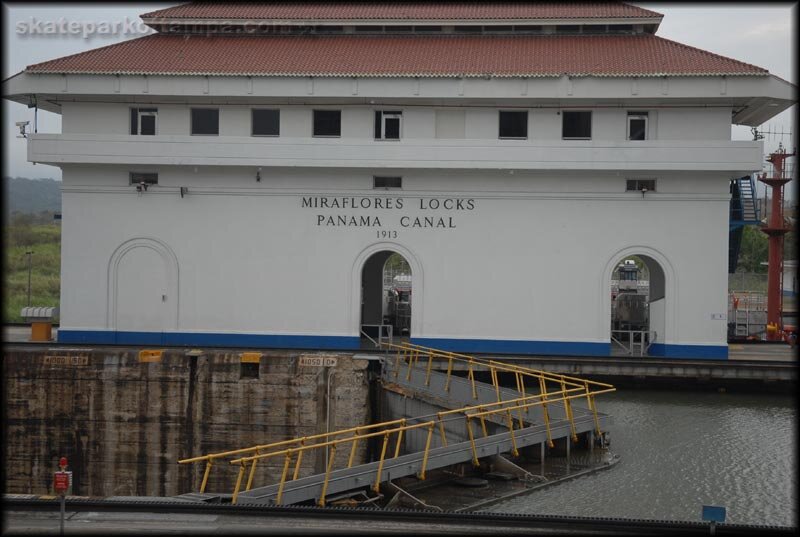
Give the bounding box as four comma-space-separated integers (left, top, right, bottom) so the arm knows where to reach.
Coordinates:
3, 325, 794, 362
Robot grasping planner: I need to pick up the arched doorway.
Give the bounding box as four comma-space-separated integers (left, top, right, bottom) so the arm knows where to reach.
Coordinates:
609, 254, 666, 356
107, 237, 179, 333
360, 251, 412, 346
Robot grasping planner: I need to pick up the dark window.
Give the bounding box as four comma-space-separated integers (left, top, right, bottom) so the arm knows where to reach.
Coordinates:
514, 25, 542, 33
562, 111, 592, 139
252, 109, 280, 136
414, 26, 442, 32
556, 25, 581, 33
355, 25, 383, 33
454, 25, 482, 33
609, 24, 634, 33
129, 172, 158, 185
499, 111, 528, 138
240, 362, 259, 379
391, 25, 413, 32
130, 108, 157, 135
374, 176, 402, 189
191, 108, 219, 135
314, 25, 343, 33
374, 110, 402, 140
627, 111, 648, 141
626, 179, 656, 192
313, 110, 341, 136
485, 25, 513, 33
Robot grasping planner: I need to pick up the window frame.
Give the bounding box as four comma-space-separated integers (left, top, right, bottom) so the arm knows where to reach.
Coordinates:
627, 111, 649, 141
373, 176, 403, 190
130, 107, 158, 136
562, 110, 592, 140
129, 172, 158, 186
251, 108, 281, 137
190, 107, 220, 136
626, 178, 657, 192
374, 110, 403, 141
498, 110, 528, 139
313, 109, 342, 137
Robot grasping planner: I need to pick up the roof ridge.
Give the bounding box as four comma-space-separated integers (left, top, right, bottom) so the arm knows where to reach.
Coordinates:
652, 34, 769, 74
140, 1, 664, 20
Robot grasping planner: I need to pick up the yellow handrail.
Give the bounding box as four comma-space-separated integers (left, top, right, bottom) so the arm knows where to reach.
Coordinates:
178, 342, 615, 502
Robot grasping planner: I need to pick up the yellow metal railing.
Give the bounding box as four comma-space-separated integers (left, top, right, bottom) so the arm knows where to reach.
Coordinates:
178, 341, 615, 506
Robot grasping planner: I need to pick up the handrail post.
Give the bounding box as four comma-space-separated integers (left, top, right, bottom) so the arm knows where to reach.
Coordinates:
561, 379, 578, 443
348, 428, 360, 468
199, 460, 213, 493
292, 440, 305, 481
425, 352, 434, 386
418, 423, 435, 480
539, 376, 554, 448
437, 413, 448, 447
506, 409, 519, 457
478, 407, 489, 438
468, 360, 477, 399
318, 444, 337, 507
231, 463, 246, 505
444, 356, 454, 392
465, 416, 480, 467
276, 451, 292, 505
490, 367, 501, 402
516, 373, 526, 429
394, 420, 406, 458
373, 433, 391, 493
245, 449, 260, 491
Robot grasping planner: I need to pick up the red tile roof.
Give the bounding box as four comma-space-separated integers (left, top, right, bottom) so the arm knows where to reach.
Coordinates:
141, 2, 662, 21
25, 34, 768, 78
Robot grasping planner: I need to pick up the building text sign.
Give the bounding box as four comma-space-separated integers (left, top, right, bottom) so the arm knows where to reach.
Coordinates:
299, 356, 338, 367
302, 196, 476, 231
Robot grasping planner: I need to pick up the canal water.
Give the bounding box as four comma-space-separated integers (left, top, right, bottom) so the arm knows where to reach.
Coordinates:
483, 389, 797, 527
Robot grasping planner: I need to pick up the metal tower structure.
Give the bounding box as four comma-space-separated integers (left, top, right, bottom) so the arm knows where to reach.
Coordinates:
757, 144, 795, 340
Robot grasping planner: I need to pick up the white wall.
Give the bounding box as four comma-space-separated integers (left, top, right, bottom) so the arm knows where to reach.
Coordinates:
59, 164, 731, 350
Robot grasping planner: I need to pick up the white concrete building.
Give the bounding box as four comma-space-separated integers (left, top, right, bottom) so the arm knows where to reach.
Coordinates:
3, 2, 795, 359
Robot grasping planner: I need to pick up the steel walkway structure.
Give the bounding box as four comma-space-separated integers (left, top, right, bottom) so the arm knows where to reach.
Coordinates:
178, 343, 615, 506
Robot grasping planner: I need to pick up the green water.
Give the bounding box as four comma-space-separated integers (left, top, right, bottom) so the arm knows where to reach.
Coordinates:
484, 389, 797, 527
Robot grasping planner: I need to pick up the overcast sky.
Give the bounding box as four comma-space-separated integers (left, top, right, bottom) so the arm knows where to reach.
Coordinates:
2, 1, 797, 189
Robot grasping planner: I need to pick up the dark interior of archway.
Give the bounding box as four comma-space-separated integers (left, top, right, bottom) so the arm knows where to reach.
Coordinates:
361, 251, 411, 341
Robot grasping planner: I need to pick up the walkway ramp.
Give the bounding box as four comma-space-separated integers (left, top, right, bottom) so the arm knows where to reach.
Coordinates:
178, 342, 615, 507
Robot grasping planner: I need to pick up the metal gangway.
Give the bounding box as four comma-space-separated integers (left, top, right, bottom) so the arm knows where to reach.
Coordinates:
177, 342, 615, 506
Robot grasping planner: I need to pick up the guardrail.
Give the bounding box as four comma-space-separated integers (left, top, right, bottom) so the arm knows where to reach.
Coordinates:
177, 342, 615, 506
611, 330, 657, 356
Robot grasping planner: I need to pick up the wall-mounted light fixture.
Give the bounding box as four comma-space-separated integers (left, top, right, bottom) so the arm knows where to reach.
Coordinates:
256, 167, 262, 182
180, 187, 188, 198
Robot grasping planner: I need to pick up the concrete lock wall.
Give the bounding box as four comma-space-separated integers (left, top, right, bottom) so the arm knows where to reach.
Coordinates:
2, 349, 370, 497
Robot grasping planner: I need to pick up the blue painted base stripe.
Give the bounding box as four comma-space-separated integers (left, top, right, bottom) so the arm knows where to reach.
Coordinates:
57, 330, 359, 350
57, 330, 729, 359
411, 337, 611, 357
648, 343, 728, 360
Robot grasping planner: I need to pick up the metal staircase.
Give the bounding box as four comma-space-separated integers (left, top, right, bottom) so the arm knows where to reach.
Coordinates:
178, 343, 615, 507
729, 175, 761, 273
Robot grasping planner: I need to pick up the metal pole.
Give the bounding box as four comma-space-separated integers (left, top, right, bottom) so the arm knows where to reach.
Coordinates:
59, 493, 65, 535
26, 251, 33, 307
